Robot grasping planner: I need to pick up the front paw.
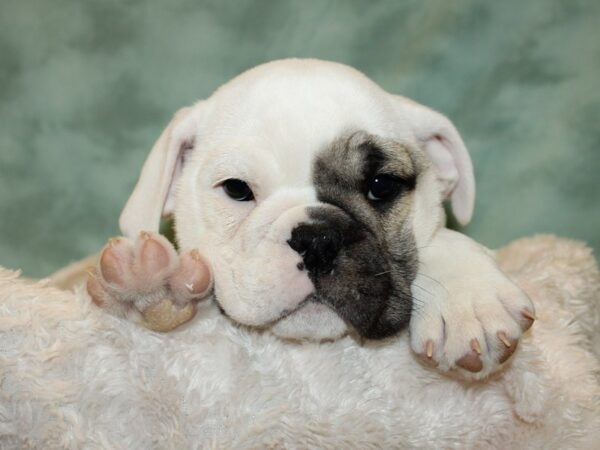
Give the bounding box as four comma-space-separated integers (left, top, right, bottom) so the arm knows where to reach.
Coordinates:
410, 271, 535, 379
86, 232, 212, 332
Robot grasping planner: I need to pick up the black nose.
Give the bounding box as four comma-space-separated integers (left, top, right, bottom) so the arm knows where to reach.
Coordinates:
288, 224, 342, 275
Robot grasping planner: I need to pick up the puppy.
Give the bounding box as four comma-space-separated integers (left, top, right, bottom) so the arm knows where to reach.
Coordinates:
85, 59, 534, 378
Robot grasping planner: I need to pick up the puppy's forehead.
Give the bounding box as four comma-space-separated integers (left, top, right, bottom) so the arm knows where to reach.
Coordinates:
198, 61, 427, 191
202, 61, 407, 164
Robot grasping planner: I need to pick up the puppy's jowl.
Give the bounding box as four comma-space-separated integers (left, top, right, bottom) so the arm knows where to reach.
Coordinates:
86, 59, 534, 378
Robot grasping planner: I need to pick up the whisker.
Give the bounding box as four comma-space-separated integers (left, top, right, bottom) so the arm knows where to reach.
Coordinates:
374, 270, 391, 277
414, 270, 449, 295
411, 283, 434, 298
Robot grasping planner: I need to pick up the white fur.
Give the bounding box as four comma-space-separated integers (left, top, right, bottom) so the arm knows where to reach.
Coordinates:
1, 235, 599, 448
117, 60, 482, 342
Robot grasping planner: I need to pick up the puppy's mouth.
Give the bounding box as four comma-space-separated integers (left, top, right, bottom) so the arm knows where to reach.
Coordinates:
271, 266, 412, 341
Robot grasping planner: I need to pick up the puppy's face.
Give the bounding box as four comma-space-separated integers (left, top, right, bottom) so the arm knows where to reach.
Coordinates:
180, 131, 428, 340
120, 60, 474, 341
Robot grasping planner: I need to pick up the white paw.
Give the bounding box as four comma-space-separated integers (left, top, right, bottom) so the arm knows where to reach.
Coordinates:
86, 232, 212, 332
410, 268, 535, 379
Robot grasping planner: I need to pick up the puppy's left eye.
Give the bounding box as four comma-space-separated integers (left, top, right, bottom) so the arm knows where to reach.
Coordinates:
222, 178, 255, 201
366, 174, 402, 201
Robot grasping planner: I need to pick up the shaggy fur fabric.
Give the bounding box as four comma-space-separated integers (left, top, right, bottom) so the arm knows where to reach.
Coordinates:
0, 235, 599, 449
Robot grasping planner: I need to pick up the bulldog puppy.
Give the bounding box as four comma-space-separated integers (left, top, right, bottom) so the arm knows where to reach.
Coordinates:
87, 59, 534, 378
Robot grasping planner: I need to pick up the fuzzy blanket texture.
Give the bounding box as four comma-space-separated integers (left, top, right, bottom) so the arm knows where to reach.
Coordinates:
0, 234, 599, 449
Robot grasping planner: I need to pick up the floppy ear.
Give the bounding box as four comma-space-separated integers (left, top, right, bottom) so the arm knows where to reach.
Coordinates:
119, 105, 201, 238
391, 95, 475, 225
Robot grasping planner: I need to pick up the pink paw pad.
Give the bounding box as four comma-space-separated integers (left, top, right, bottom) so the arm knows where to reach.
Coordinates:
99, 237, 134, 288
131, 232, 178, 292
169, 249, 212, 305
87, 231, 212, 331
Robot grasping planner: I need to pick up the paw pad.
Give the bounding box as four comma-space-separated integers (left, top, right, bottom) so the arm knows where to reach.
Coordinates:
87, 232, 212, 332
456, 349, 483, 373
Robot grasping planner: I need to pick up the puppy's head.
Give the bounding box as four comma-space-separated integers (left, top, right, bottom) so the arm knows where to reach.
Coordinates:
119, 59, 474, 340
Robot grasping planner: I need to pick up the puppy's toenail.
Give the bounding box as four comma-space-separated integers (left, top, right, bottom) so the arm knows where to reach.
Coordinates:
499, 342, 518, 364
417, 341, 437, 367
140, 231, 151, 240
425, 340, 434, 359
108, 237, 120, 247
497, 332, 518, 363
297, 262, 305, 271
470, 338, 482, 355
497, 331, 512, 348
456, 351, 483, 373
190, 249, 201, 261
522, 309, 536, 321
521, 309, 536, 331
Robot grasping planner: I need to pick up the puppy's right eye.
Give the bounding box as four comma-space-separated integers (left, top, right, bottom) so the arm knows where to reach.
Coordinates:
221, 178, 255, 201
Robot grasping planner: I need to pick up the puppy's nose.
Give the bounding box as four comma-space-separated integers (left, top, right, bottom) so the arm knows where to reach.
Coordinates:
288, 224, 342, 275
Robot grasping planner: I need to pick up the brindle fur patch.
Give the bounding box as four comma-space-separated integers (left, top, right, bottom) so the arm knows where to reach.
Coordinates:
302, 131, 427, 338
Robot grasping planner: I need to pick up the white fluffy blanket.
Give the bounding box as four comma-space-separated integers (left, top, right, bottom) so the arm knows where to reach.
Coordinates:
1, 235, 599, 449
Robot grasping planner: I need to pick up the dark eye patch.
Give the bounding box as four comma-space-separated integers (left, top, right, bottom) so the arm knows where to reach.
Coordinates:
359, 142, 416, 207
312, 132, 419, 224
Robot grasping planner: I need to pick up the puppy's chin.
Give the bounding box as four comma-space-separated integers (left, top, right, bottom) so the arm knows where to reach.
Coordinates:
270, 301, 348, 341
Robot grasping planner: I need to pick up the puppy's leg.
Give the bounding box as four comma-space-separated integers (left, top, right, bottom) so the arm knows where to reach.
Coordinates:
410, 228, 535, 379
86, 232, 212, 332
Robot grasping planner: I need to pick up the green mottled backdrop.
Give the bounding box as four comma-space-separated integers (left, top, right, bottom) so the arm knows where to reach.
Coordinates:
1, 0, 598, 277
